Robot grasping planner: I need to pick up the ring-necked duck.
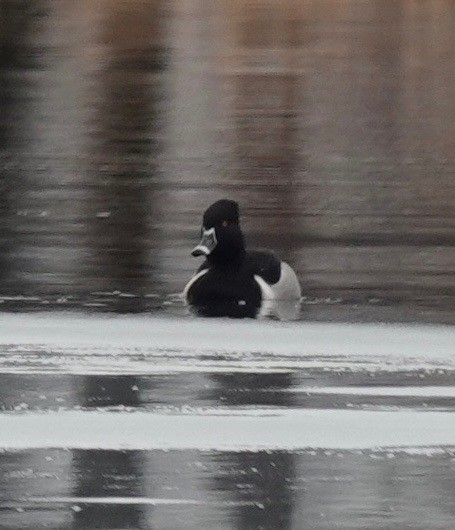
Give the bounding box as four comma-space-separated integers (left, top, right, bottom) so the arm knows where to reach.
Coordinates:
183, 199, 301, 317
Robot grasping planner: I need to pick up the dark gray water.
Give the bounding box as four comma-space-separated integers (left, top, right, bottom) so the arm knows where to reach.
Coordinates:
2, 447, 455, 530
1, 0, 454, 322
1, 2, 455, 529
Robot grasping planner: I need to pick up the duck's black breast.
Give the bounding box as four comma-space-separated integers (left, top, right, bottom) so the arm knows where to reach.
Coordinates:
186, 263, 262, 318
186, 250, 282, 318
197, 250, 281, 284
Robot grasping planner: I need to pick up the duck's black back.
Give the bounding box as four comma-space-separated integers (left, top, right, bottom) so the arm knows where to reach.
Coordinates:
245, 250, 281, 284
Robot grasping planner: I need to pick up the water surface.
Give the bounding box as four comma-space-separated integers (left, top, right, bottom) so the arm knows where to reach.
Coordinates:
1, 0, 454, 322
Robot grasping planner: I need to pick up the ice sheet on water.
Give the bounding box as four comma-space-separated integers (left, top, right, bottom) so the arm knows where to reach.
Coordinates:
1, 313, 454, 452
1, 312, 454, 355
0, 313, 454, 375
0, 408, 454, 452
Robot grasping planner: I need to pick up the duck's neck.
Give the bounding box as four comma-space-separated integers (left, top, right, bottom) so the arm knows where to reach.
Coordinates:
208, 234, 246, 270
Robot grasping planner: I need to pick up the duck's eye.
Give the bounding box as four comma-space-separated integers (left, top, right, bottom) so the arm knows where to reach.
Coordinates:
222, 220, 228, 227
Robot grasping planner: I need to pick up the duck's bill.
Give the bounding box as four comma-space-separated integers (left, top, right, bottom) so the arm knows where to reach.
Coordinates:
191, 227, 217, 257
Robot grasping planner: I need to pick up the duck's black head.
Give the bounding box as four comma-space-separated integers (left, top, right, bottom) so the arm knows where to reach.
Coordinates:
192, 199, 245, 266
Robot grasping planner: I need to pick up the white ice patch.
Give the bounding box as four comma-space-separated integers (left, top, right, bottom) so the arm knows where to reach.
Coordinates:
21, 496, 264, 508
0, 409, 454, 451
283, 386, 455, 398
1, 313, 454, 357
26, 497, 202, 506
1, 313, 454, 375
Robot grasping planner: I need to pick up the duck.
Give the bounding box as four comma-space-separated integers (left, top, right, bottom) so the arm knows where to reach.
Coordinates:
183, 199, 301, 318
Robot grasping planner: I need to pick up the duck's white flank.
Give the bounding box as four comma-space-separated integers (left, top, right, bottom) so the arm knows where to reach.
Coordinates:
255, 262, 301, 300
182, 268, 208, 300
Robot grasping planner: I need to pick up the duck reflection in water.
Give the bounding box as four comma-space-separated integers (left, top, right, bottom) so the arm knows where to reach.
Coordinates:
184, 200, 301, 319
